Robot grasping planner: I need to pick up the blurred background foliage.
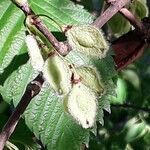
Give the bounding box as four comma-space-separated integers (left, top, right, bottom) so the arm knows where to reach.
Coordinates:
0, 0, 150, 149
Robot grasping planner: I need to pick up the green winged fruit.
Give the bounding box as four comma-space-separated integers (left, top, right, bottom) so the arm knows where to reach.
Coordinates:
43, 52, 72, 95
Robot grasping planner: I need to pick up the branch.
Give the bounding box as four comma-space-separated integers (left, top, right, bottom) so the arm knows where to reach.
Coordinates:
111, 103, 150, 113
0, 73, 44, 150
11, 0, 33, 15
11, 0, 70, 56
119, 8, 145, 31
92, 0, 131, 28
105, 0, 145, 31
31, 16, 70, 56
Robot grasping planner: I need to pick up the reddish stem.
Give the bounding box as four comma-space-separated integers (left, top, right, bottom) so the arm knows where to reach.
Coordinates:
92, 0, 131, 28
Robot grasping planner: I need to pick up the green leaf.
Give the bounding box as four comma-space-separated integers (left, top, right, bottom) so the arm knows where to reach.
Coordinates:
107, 13, 130, 36
0, 0, 94, 75
29, 0, 94, 31
1, 62, 90, 150
0, 0, 26, 74
130, 0, 149, 19
76, 0, 94, 11
0, 62, 37, 105
25, 82, 90, 150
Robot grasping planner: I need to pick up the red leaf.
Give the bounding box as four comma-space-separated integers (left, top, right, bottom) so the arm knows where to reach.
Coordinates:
112, 17, 150, 71
112, 30, 147, 70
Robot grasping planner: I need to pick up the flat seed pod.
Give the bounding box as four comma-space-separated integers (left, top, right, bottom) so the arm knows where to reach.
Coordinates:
25, 35, 44, 72
66, 25, 109, 58
43, 53, 72, 95
64, 82, 97, 128
76, 66, 104, 95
